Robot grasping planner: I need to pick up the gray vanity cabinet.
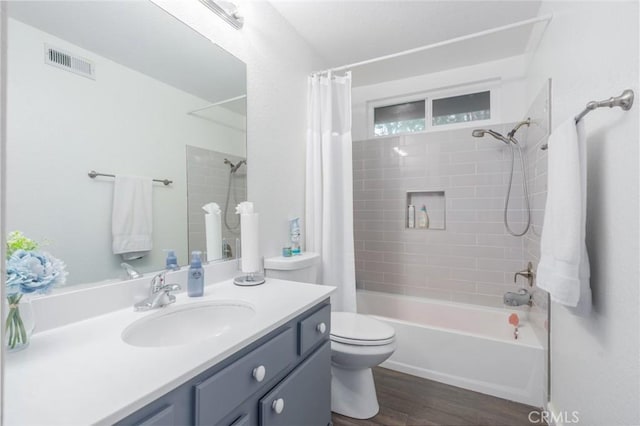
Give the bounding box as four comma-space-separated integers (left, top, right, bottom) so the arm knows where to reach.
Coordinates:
259, 342, 331, 426
117, 301, 331, 426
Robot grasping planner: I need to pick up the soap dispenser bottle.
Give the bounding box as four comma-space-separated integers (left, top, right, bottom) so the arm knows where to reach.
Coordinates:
164, 249, 179, 271
188, 251, 204, 297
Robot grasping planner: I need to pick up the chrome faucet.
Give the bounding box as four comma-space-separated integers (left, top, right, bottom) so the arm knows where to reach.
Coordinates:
121, 262, 142, 280
134, 272, 181, 311
514, 261, 535, 287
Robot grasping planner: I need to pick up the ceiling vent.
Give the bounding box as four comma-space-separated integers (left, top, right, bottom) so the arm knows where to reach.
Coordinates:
44, 44, 95, 80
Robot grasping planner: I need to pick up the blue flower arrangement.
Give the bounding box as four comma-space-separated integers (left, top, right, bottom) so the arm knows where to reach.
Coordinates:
5, 231, 67, 350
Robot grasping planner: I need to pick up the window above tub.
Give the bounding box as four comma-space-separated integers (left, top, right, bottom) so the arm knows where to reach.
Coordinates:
368, 81, 500, 138
373, 100, 426, 136
431, 90, 491, 126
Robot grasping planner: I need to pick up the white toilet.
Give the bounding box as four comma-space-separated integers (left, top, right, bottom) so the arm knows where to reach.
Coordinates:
264, 252, 396, 419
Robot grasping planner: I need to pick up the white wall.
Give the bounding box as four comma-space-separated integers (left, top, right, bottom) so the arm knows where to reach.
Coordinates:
6, 19, 245, 285
0, 2, 6, 418
153, 0, 324, 258
352, 55, 529, 141
526, 2, 639, 425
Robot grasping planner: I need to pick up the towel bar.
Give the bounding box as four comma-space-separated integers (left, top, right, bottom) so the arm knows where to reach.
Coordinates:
541, 89, 634, 150
88, 170, 173, 186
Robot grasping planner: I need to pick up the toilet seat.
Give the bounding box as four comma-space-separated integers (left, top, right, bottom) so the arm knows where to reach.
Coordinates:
330, 312, 395, 346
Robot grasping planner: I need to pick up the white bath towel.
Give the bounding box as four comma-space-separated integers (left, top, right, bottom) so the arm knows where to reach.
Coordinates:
112, 175, 153, 260
537, 118, 591, 314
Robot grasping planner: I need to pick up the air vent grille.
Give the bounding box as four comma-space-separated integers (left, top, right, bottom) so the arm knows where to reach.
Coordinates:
44, 44, 95, 80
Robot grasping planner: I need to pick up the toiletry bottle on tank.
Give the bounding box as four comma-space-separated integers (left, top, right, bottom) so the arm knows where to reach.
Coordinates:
290, 217, 301, 255
188, 251, 204, 297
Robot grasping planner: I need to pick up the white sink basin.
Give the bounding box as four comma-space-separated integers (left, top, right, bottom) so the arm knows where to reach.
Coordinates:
122, 301, 256, 348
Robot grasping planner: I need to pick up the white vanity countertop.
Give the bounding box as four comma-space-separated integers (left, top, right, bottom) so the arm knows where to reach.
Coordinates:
4, 278, 335, 426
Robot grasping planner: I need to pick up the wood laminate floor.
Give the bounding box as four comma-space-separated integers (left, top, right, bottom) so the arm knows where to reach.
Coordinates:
331, 368, 545, 426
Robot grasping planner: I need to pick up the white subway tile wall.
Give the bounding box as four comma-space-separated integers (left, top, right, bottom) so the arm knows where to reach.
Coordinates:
353, 117, 545, 309
186, 145, 247, 260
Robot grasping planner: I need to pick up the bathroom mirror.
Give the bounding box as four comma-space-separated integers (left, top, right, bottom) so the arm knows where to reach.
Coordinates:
5, 1, 247, 286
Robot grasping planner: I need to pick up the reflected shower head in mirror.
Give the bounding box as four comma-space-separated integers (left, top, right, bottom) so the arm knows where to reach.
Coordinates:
471, 128, 511, 144
231, 160, 246, 173
224, 158, 247, 173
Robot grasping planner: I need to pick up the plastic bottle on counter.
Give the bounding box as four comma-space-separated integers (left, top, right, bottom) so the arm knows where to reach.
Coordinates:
188, 251, 204, 297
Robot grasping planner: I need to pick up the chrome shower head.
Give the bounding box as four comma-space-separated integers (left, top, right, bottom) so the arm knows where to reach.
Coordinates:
472, 128, 511, 144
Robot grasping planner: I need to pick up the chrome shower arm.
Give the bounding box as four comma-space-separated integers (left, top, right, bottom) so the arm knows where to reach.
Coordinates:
507, 118, 531, 138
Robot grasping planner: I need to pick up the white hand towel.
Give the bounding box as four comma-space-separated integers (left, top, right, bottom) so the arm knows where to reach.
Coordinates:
112, 175, 153, 260
537, 118, 591, 314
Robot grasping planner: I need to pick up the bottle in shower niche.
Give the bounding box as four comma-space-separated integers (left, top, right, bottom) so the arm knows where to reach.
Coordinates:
407, 204, 415, 228
418, 205, 430, 229
188, 251, 204, 297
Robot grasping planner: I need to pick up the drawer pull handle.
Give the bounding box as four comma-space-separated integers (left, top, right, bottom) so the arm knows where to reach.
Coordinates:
316, 322, 327, 334
252, 365, 266, 382
272, 398, 285, 414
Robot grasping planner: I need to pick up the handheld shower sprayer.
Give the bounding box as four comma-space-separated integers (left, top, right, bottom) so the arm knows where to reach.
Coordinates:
471, 118, 532, 237
472, 129, 511, 144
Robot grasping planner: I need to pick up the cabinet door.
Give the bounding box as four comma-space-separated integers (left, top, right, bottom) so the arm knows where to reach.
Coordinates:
195, 327, 296, 426
259, 342, 331, 426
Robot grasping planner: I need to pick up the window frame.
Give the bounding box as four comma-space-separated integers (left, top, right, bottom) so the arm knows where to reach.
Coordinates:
366, 80, 501, 138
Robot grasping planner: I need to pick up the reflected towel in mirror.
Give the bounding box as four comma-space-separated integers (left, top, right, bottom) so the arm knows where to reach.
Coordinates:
112, 175, 153, 260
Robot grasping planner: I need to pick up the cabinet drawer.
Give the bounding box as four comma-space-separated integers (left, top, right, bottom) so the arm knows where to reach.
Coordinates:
134, 405, 174, 426
195, 327, 296, 426
260, 341, 331, 426
298, 304, 330, 356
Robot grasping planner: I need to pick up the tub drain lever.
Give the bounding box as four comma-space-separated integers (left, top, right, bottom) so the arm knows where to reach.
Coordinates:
508, 313, 520, 340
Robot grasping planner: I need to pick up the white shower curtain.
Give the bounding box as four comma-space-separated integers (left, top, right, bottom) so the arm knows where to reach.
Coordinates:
305, 71, 357, 313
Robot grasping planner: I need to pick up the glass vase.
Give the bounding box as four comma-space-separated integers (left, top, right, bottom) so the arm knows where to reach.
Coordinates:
5, 294, 35, 352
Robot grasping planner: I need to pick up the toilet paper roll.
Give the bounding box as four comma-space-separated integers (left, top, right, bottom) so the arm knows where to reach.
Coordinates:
203, 202, 222, 261
204, 207, 222, 261
240, 213, 260, 273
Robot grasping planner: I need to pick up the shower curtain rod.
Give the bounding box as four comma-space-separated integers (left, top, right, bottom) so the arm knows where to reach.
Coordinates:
313, 14, 553, 75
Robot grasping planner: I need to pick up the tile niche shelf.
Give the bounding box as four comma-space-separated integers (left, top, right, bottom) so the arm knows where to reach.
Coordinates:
406, 190, 446, 230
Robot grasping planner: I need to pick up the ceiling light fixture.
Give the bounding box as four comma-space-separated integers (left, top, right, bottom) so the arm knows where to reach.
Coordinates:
198, 0, 244, 29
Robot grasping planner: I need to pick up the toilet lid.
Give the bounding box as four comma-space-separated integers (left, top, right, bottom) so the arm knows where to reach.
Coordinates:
330, 312, 395, 346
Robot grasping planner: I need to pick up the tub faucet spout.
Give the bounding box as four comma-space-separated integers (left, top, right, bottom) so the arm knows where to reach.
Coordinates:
503, 288, 532, 307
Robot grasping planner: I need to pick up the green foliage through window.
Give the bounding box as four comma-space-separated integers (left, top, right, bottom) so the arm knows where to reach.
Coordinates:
374, 118, 426, 136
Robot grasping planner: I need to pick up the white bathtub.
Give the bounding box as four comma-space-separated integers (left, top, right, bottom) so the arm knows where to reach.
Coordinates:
357, 290, 545, 407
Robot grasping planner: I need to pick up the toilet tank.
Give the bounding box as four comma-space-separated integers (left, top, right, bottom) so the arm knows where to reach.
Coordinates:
264, 252, 320, 284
